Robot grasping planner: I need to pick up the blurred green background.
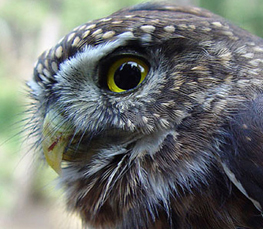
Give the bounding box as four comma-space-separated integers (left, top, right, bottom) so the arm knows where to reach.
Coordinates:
0, 0, 263, 228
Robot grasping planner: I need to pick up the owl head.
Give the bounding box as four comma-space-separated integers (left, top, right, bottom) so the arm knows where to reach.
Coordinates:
28, 2, 263, 228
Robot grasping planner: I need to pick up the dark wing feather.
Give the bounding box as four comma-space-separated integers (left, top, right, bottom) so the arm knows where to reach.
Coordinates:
220, 95, 263, 212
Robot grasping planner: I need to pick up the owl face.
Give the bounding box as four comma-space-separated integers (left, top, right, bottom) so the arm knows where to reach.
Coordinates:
30, 4, 209, 172
28, 2, 263, 228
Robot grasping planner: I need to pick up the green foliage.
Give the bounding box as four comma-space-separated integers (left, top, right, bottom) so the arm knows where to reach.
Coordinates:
0, 0, 49, 33
199, 0, 263, 37
0, 77, 23, 210
60, 0, 143, 32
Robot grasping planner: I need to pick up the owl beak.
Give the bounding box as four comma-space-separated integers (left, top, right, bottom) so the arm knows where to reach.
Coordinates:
42, 111, 72, 175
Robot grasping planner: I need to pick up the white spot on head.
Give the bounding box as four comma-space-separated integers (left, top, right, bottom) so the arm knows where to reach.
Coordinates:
36, 63, 43, 73
43, 68, 51, 78
178, 24, 187, 29
86, 24, 96, 30
220, 30, 234, 37
125, 15, 134, 18
51, 61, 59, 72
67, 33, 76, 42
99, 17, 112, 22
188, 24, 196, 30
212, 21, 223, 27
92, 29, 103, 37
72, 36, 81, 47
39, 74, 49, 83
164, 25, 175, 33
201, 27, 212, 32
111, 20, 123, 24
82, 30, 91, 39
44, 59, 49, 67
140, 25, 156, 33
55, 46, 63, 59
102, 31, 116, 39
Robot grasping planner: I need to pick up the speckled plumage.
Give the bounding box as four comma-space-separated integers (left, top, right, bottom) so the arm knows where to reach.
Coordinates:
28, 2, 263, 228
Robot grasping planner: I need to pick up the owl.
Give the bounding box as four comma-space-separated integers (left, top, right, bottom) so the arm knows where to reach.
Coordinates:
28, 2, 263, 228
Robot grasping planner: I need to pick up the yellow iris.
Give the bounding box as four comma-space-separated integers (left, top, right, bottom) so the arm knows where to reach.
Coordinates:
107, 56, 149, 93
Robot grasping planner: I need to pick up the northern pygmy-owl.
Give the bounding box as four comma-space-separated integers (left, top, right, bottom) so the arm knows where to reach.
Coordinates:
28, 2, 263, 228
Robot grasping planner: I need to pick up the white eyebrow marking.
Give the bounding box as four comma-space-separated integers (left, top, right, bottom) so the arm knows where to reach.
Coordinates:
54, 31, 137, 83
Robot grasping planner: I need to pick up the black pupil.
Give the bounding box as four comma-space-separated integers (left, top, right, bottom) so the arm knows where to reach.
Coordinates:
114, 62, 142, 90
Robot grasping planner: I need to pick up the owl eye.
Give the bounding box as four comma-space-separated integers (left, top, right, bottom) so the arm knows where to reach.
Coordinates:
106, 56, 149, 93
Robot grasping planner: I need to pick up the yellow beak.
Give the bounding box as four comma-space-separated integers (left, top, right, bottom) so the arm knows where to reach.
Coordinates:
42, 111, 72, 174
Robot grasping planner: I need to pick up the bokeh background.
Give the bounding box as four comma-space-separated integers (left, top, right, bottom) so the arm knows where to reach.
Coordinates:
0, 0, 263, 228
